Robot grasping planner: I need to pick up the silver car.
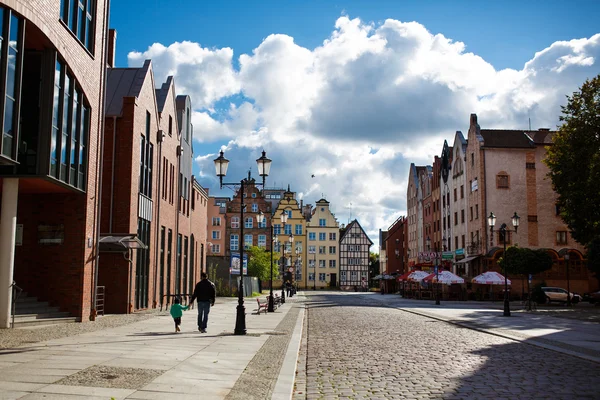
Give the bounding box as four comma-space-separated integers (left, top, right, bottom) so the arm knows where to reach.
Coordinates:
542, 287, 581, 304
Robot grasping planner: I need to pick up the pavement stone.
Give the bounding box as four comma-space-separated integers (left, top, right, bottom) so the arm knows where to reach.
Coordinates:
295, 291, 600, 400
0, 295, 305, 400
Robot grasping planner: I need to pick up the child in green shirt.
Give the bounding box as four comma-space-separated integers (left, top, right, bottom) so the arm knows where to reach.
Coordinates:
169, 297, 189, 332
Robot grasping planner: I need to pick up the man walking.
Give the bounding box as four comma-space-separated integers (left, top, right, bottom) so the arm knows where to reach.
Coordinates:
189, 272, 216, 333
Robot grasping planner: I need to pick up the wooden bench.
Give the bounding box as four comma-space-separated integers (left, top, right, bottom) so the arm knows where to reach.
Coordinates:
273, 294, 282, 309
255, 298, 268, 315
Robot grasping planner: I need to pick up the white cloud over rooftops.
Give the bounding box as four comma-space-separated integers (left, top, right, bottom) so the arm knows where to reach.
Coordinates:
129, 17, 600, 248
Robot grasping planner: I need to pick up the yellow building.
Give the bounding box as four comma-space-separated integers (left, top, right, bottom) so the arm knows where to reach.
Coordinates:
307, 199, 340, 289
273, 187, 306, 289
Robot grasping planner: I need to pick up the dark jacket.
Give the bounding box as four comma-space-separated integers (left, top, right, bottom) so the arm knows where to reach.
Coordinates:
190, 279, 216, 304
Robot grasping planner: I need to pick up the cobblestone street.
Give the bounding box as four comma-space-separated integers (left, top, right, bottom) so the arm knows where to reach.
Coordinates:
295, 292, 600, 400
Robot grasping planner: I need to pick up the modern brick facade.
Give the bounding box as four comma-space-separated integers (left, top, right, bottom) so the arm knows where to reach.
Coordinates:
100, 58, 207, 314
0, 0, 109, 326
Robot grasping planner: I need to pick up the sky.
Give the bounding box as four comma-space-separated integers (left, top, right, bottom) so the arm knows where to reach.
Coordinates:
110, 0, 600, 250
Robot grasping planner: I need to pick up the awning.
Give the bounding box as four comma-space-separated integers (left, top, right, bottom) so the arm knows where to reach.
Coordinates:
99, 234, 147, 253
454, 255, 480, 264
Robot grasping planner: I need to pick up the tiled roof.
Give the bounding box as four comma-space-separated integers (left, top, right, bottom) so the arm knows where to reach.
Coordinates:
480, 129, 535, 148
105, 60, 152, 117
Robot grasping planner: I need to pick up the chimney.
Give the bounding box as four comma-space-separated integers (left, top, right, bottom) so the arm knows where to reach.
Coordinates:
107, 29, 117, 68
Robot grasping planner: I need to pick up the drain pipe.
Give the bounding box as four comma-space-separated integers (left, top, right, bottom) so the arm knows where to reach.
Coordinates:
109, 116, 116, 232
153, 131, 164, 307
91, 0, 111, 321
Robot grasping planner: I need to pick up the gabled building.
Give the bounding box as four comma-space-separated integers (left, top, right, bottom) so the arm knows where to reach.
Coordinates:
100, 58, 206, 313
0, 0, 110, 326
339, 219, 373, 290
466, 113, 592, 294
273, 187, 305, 288
306, 199, 339, 289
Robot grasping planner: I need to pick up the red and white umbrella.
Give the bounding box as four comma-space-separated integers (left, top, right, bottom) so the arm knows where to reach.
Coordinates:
472, 271, 511, 285
407, 270, 430, 282
423, 270, 465, 285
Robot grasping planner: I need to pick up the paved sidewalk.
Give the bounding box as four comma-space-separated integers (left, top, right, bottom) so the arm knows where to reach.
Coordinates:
0, 295, 305, 400
361, 292, 600, 363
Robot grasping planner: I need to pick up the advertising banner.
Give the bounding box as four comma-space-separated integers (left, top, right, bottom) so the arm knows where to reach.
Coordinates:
230, 253, 248, 275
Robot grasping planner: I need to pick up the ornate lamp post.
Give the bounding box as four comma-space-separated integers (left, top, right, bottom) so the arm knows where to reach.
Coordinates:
278, 209, 288, 303
565, 253, 571, 306
426, 236, 441, 305
257, 211, 276, 312
488, 211, 520, 317
312, 247, 316, 290
214, 149, 272, 335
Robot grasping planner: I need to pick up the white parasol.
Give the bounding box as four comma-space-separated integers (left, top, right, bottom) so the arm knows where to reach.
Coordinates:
472, 271, 511, 285
424, 270, 465, 285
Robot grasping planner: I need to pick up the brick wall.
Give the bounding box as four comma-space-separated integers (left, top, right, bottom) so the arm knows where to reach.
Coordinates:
5, 0, 109, 320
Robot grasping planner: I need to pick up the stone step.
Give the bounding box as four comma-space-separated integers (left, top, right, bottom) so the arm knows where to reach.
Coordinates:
15, 296, 38, 303
13, 311, 72, 321
14, 305, 59, 315
13, 317, 78, 327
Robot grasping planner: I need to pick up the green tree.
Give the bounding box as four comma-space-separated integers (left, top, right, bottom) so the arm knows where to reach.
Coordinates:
369, 252, 379, 275
544, 74, 600, 275
500, 246, 553, 306
246, 246, 280, 282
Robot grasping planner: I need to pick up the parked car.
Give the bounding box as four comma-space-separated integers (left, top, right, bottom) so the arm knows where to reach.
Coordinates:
541, 287, 581, 304
585, 290, 600, 304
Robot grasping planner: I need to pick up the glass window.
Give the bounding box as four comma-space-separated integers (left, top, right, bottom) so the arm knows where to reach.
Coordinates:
309, 273, 315, 281
211, 231, 220, 240
308, 245, 316, 254
244, 234, 252, 249
319, 232, 326, 241
61, 0, 95, 52
230, 234, 239, 251
212, 217, 221, 226
319, 246, 326, 254
251, 203, 258, 212
295, 224, 303, 235
231, 217, 239, 228
329, 260, 336, 268
319, 273, 326, 281
284, 224, 292, 235
319, 260, 325, 268
245, 217, 253, 229
258, 234, 266, 248
211, 244, 220, 254
329, 246, 336, 254
329, 232, 336, 241
319, 219, 326, 227
309, 232, 316, 241
273, 224, 281, 235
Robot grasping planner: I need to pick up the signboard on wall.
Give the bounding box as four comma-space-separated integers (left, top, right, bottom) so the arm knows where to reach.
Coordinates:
230, 253, 248, 275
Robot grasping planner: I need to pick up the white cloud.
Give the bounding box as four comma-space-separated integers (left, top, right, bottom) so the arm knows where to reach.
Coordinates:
129, 18, 600, 249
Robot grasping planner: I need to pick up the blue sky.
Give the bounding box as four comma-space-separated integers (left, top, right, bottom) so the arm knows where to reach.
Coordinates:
110, 1, 600, 246
111, 0, 599, 71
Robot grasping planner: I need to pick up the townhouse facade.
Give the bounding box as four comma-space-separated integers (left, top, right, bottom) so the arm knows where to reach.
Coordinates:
306, 199, 339, 289
0, 0, 110, 326
273, 188, 306, 288
402, 113, 596, 297
339, 220, 373, 290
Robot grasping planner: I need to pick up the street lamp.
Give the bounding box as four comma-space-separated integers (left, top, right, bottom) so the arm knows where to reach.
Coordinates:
294, 247, 301, 295
488, 211, 520, 317
257, 211, 276, 312
214, 149, 272, 335
426, 236, 441, 305
287, 233, 295, 297
312, 247, 316, 290
565, 253, 571, 306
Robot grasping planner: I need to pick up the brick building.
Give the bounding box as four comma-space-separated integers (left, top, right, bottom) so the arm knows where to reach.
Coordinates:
0, 0, 110, 326
100, 56, 207, 314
